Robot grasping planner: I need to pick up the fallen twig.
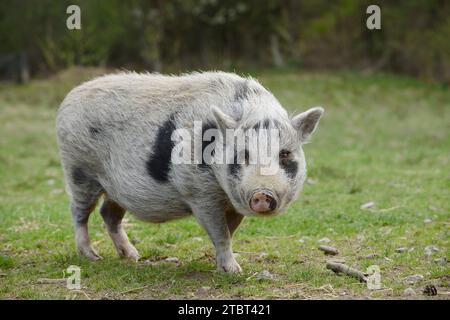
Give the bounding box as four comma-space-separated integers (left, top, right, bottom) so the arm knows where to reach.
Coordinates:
234, 250, 261, 255
372, 205, 403, 213
245, 272, 259, 281
120, 285, 150, 295
71, 290, 91, 300
319, 245, 339, 255
318, 284, 336, 294
264, 234, 298, 240
37, 278, 66, 285
326, 262, 367, 282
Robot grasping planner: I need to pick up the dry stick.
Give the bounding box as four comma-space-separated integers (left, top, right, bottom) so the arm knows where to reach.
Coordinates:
372, 205, 403, 213
120, 285, 150, 295
37, 278, 66, 284
246, 272, 259, 281
71, 290, 92, 300
264, 234, 298, 240
326, 262, 367, 282
234, 250, 261, 255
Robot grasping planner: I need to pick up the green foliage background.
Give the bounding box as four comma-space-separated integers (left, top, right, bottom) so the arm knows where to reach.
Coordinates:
0, 0, 449, 82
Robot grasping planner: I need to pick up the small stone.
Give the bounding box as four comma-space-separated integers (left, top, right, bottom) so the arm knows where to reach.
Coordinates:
318, 237, 331, 244
256, 270, 274, 280
47, 179, 55, 186
339, 290, 349, 296
198, 286, 211, 294
424, 245, 439, 256
192, 237, 203, 242
423, 218, 432, 224
423, 284, 438, 296
360, 201, 375, 210
298, 236, 310, 243
434, 257, 447, 266
402, 288, 416, 296
365, 253, 380, 259
256, 252, 268, 261
395, 247, 408, 253
318, 245, 339, 255
357, 234, 365, 242
164, 257, 179, 263
404, 274, 424, 284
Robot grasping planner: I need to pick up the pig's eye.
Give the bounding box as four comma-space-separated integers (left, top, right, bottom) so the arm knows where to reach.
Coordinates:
279, 150, 291, 159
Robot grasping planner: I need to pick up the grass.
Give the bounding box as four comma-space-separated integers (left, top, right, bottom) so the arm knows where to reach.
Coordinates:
0, 67, 449, 299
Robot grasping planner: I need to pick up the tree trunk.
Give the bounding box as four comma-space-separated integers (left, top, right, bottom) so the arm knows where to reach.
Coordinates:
270, 34, 284, 67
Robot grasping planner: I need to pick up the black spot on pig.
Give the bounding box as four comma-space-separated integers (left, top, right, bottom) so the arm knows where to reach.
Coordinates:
228, 163, 241, 177
147, 114, 177, 182
228, 151, 246, 178
199, 121, 218, 169
89, 126, 101, 138
281, 159, 298, 179
272, 119, 281, 129
252, 119, 272, 131
72, 167, 87, 185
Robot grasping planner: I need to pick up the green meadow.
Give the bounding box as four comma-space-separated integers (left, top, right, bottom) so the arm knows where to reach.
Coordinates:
0, 68, 448, 299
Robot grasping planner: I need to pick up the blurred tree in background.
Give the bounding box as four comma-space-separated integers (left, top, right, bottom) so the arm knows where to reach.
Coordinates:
0, 0, 448, 82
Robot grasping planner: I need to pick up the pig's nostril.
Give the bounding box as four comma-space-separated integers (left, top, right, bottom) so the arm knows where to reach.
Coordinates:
268, 197, 277, 211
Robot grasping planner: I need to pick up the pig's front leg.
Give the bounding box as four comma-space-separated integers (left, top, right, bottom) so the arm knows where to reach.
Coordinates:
192, 204, 242, 273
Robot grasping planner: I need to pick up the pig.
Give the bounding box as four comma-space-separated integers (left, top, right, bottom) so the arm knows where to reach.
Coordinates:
56, 71, 324, 273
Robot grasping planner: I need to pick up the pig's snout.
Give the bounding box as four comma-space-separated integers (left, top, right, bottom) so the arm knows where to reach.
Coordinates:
249, 190, 277, 214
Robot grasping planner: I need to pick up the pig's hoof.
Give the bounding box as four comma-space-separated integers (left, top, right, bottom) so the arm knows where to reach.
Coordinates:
117, 245, 140, 262
217, 259, 242, 273
79, 247, 103, 261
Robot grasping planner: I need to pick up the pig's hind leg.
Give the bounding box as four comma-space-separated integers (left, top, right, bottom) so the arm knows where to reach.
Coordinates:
100, 196, 140, 261
68, 168, 104, 261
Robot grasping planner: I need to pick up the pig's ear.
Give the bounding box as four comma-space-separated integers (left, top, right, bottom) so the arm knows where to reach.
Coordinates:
211, 106, 238, 130
291, 107, 324, 142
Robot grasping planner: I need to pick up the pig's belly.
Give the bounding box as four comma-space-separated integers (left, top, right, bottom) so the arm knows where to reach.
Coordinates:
130, 209, 193, 223
119, 199, 192, 223
101, 179, 193, 223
